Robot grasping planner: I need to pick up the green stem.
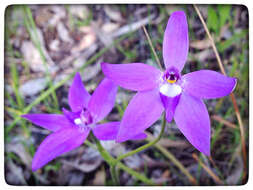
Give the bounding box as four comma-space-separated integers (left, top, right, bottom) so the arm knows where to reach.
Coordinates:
115, 114, 166, 163
90, 133, 155, 185
110, 165, 119, 185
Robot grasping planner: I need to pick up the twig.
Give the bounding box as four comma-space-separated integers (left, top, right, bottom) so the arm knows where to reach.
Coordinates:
193, 5, 225, 75
193, 4, 247, 182
142, 25, 163, 70
112, 14, 155, 38
211, 115, 237, 129
192, 153, 224, 185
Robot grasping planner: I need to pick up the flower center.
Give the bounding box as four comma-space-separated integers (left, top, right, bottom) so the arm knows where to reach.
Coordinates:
160, 67, 182, 97
74, 109, 94, 128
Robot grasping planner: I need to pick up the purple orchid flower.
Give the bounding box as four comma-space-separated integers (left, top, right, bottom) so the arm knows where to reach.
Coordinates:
22, 72, 146, 171
101, 11, 237, 156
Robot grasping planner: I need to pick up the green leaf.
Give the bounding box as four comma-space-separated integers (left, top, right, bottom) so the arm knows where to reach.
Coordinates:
207, 6, 219, 33
218, 5, 232, 28
217, 29, 248, 52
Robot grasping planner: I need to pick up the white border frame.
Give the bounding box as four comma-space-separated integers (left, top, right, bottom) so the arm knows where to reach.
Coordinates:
1, 0, 251, 189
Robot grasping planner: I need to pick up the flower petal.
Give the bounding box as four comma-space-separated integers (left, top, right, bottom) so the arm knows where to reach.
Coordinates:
88, 78, 118, 122
21, 114, 73, 132
93, 122, 147, 141
163, 11, 189, 72
68, 72, 91, 112
130, 132, 147, 140
62, 108, 79, 120
32, 127, 90, 171
182, 70, 237, 99
116, 89, 164, 142
101, 62, 162, 91
174, 92, 210, 156
92, 122, 120, 140
160, 94, 180, 122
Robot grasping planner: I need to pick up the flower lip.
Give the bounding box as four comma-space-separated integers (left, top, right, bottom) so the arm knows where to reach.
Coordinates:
79, 109, 93, 125
163, 67, 181, 84
63, 108, 94, 129
160, 67, 182, 98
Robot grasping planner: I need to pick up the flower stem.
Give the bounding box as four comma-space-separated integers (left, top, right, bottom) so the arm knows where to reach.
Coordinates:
115, 114, 166, 163
110, 165, 119, 185
90, 133, 155, 185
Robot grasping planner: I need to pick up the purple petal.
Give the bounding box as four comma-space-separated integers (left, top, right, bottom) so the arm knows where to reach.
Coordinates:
174, 92, 210, 156
68, 72, 91, 112
92, 122, 120, 140
101, 62, 162, 91
116, 89, 164, 142
182, 70, 237, 99
32, 127, 90, 171
93, 122, 147, 141
160, 94, 180, 122
21, 114, 73, 132
88, 78, 118, 122
130, 132, 147, 140
62, 108, 81, 125
163, 11, 189, 72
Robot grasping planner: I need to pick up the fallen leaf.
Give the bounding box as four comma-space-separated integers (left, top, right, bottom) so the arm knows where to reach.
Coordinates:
102, 22, 120, 33
57, 22, 73, 43
71, 26, 96, 53
93, 167, 106, 185
6, 143, 32, 167
69, 5, 89, 19
19, 78, 48, 97
104, 6, 124, 22
190, 39, 212, 49
6, 160, 27, 185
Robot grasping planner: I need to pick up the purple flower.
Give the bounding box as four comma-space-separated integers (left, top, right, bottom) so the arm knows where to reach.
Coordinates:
22, 72, 145, 171
101, 11, 237, 156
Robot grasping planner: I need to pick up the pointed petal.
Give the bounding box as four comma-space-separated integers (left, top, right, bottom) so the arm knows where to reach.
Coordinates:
160, 94, 180, 122
88, 78, 118, 122
163, 11, 189, 71
182, 70, 237, 99
68, 72, 91, 112
101, 62, 162, 91
116, 89, 164, 142
92, 122, 120, 140
130, 132, 147, 140
21, 114, 73, 132
62, 108, 80, 124
174, 93, 210, 156
32, 127, 89, 171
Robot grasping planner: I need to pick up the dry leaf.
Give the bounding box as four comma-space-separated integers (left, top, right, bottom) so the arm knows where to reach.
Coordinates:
190, 39, 212, 49
102, 22, 120, 33
104, 6, 124, 22
93, 168, 106, 185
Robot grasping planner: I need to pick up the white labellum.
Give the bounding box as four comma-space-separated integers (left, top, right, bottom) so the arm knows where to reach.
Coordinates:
160, 83, 182, 97
74, 118, 82, 125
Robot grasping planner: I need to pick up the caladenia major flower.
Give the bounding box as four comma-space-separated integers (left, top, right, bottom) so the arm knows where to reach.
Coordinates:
22, 72, 146, 171
101, 11, 237, 156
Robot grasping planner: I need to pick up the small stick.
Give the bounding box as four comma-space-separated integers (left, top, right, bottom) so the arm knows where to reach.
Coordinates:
192, 153, 224, 185
193, 4, 247, 182
211, 115, 237, 129
142, 25, 163, 70
193, 5, 225, 75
